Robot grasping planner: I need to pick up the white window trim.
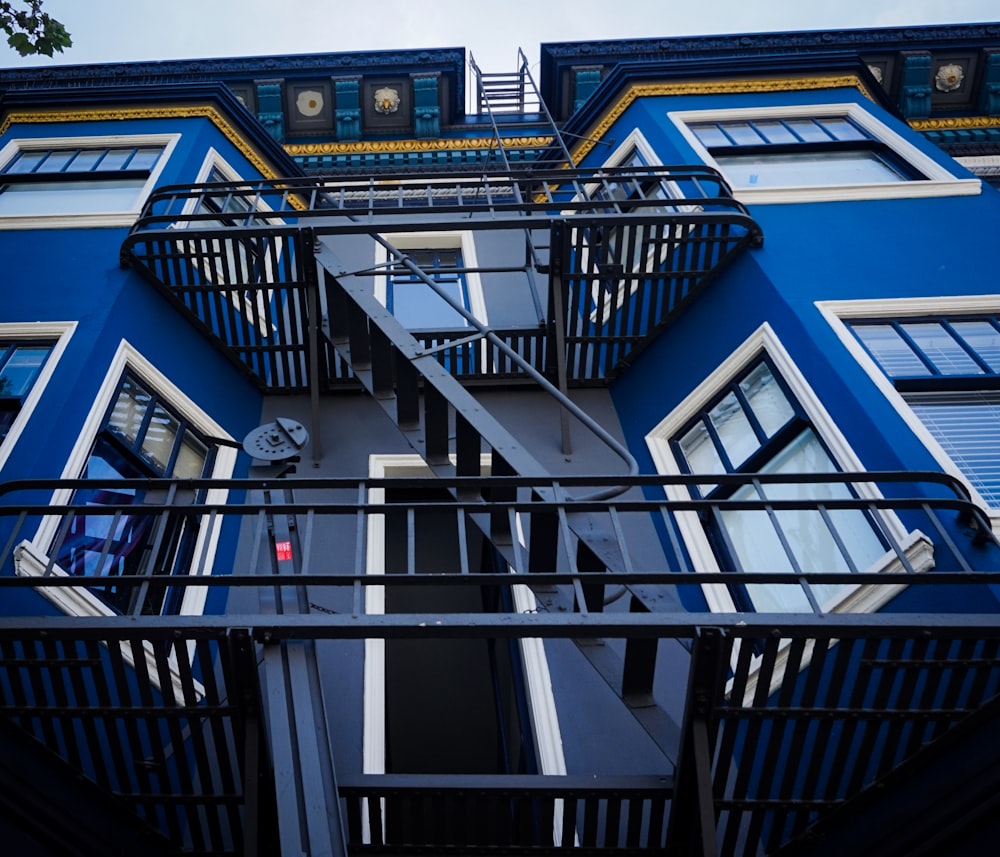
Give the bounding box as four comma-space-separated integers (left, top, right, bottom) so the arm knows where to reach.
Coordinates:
817, 294, 1000, 530
0, 321, 76, 473
644, 322, 933, 617
14, 342, 236, 699
0, 133, 180, 228
15, 339, 236, 616
373, 230, 488, 327
668, 103, 980, 203
362, 453, 566, 843
645, 323, 934, 700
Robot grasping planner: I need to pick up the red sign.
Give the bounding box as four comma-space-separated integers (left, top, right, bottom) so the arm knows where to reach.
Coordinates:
275, 540, 293, 561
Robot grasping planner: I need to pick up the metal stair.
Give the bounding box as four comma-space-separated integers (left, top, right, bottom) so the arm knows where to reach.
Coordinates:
316, 236, 684, 757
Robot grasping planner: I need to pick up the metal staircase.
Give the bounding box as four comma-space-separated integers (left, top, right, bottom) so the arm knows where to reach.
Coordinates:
120, 166, 761, 759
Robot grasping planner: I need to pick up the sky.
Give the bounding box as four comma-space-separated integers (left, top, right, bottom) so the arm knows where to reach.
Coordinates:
3, 0, 999, 76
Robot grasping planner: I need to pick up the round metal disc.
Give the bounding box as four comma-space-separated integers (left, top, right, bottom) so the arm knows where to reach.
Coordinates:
242, 418, 309, 461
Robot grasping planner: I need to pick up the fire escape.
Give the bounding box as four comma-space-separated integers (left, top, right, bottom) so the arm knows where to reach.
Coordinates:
3, 56, 1000, 857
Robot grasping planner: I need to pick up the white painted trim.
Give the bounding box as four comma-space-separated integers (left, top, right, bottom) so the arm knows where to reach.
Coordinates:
21, 340, 236, 619
373, 230, 489, 327
816, 294, 1000, 526
667, 103, 980, 203
644, 322, 915, 615
0, 321, 76, 473
362, 453, 566, 843
0, 133, 180, 228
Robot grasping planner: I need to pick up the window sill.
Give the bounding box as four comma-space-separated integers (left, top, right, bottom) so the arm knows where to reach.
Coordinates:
732, 178, 981, 205
0, 213, 143, 229
730, 528, 935, 704
14, 539, 204, 702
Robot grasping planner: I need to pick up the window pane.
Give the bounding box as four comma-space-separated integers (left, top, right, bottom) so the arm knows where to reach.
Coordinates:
689, 123, 733, 147
389, 248, 469, 329
173, 431, 209, 478
951, 321, 1000, 372
35, 150, 76, 173
720, 122, 765, 146
852, 323, 928, 377
740, 363, 794, 437
708, 391, 757, 467
753, 121, 798, 144
678, 419, 725, 477
108, 377, 151, 446
4, 150, 46, 174
901, 322, 982, 376
0, 346, 49, 397
783, 118, 835, 143
60, 435, 146, 580
0, 179, 147, 215
907, 390, 1000, 506
716, 150, 906, 189
816, 117, 868, 142
140, 403, 181, 475
69, 150, 105, 171
725, 430, 884, 612
96, 149, 133, 171
127, 148, 163, 171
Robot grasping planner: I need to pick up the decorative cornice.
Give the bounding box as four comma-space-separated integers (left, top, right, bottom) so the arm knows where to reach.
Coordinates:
0, 48, 466, 89
542, 23, 1000, 62
0, 106, 282, 179
571, 74, 875, 162
285, 135, 553, 155
909, 116, 1000, 130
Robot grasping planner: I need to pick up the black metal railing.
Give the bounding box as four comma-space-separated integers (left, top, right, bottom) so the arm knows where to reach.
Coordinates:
120, 167, 762, 390
1, 470, 998, 855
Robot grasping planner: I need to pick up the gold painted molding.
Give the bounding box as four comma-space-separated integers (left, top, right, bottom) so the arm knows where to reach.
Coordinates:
0, 106, 282, 179
909, 116, 1000, 131
571, 74, 876, 162
285, 135, 553, 156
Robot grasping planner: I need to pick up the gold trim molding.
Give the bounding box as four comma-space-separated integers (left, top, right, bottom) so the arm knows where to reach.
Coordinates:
909, 116, 1000, 131
571, 74, 876, 163
285, 136, 553, 156
0, 106, 282, 179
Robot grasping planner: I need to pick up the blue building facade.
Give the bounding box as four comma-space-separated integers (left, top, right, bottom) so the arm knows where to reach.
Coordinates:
1, 22, 999, 856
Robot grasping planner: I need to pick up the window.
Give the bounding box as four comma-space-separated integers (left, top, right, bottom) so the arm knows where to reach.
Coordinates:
53, 373, 213, 615
670, 357, 886, 613
0, 134, 178, 226
0, 321, 75, 473
0, 342, 52, 443
849, 315, 1000, 508
387, 247, 470, 329
16, 341, 237, 620
592, 134, 676, 213
374, 231, 487, 331
646, 324, 931, 616
669, 104, 978, 203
